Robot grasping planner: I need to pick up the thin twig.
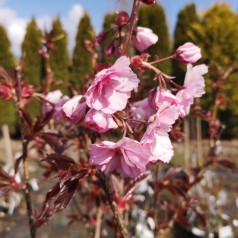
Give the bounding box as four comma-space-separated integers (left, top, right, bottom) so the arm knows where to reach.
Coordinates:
94, 206, 103, 238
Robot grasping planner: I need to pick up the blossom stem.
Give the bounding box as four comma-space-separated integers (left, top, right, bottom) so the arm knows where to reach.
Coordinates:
123, 0, 140, 55
142, 61, 162, 75
126, 118, 147, 124
96, 171, 129, 238
150, 55, 175, 65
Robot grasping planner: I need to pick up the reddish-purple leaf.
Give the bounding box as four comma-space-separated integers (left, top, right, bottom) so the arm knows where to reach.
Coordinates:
43, 153, 76, 171
33, 108, 54, 133
36, 169, 88, 227
40, 133, 64, 154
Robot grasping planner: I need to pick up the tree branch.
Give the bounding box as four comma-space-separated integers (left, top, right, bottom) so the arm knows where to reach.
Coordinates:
123, 0, 140, 55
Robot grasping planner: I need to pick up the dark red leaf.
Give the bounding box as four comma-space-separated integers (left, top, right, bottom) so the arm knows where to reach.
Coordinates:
43, 153, 76, 171
36, 169, 88, 227
14, 155, 23, 175
40, 133, 64, 154
33, 108, 54, 133
0, 166, 19, 196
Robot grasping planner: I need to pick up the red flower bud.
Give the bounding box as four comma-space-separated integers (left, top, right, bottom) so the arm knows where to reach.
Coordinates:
131, 54, 150, 70
0, 83, 13, 100
21, 84, 34, 98
115, 11, 130, 26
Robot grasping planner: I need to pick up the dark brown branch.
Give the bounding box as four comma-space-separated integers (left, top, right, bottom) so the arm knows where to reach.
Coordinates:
15, 61, 36, 238
122, 0, 140, 55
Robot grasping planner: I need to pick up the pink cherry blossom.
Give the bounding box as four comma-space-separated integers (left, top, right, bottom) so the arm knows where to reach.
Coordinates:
53, 97, 69, 121
85, 109, 118, 133
176, 64, 208, 117
174, 42, 201, 64
62, 95, 87, 124
142, 131, 174, 163
85, 56, 139, 114
129, 97, 155, 122
45, 90, 62, 104
183, 64, 208, 98
142, 103, 179, 136
90, 137, 149, 178
140, 103, 179, 163
176, 90, 193, 118
132, 27, 158, 52
149, 88, 180, 111
43, 90, 69, 121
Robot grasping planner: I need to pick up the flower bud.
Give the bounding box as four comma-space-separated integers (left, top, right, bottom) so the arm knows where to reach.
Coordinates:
131, 54, 150, 70
0, 83, 13, 100
174, 42, 201, 64
21, 84, 34, 98
132, 27, 158, 52
115, 11, 130, 26
140, 0, 156, 5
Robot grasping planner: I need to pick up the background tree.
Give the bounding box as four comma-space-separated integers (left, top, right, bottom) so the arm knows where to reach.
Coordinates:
100, 13, 116, 63
22, 18, 43, 87
137, 3, 171, 94
50, 17, 69, 94
172, 4, 199, 84
0, 24, 17, 133
22, 18, 43, 118
189, 3, 238, 137
72, 12, 95, 92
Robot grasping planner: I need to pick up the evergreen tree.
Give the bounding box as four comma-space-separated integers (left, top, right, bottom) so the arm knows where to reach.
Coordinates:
0, 25, 14, 71
189, 4, 238, 137
22, 18, 43, 87
172, 4, 199, 84
72, 12, 95, 91
137, 4, 171, 93
22, 18, 43, 119
50, 17, 69, 94
101, 13, 116, 63
0, 24, 16, 132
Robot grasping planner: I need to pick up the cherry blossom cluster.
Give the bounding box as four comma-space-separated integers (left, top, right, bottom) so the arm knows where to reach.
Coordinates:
41, 35, 207, 178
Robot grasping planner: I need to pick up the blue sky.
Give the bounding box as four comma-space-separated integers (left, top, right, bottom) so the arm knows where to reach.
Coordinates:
0, 0, 237, 57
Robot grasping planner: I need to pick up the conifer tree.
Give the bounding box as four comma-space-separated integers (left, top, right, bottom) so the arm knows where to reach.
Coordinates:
72, 12, 95, 91
101, 13, 116, 63
189, 3, 238, 137
22, 18, 43, 119
172, 4, 199, 84
0, 24, 16, 132
137, 3, 171, 92
50, 17, 69, 94
22, 18, 43, 87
